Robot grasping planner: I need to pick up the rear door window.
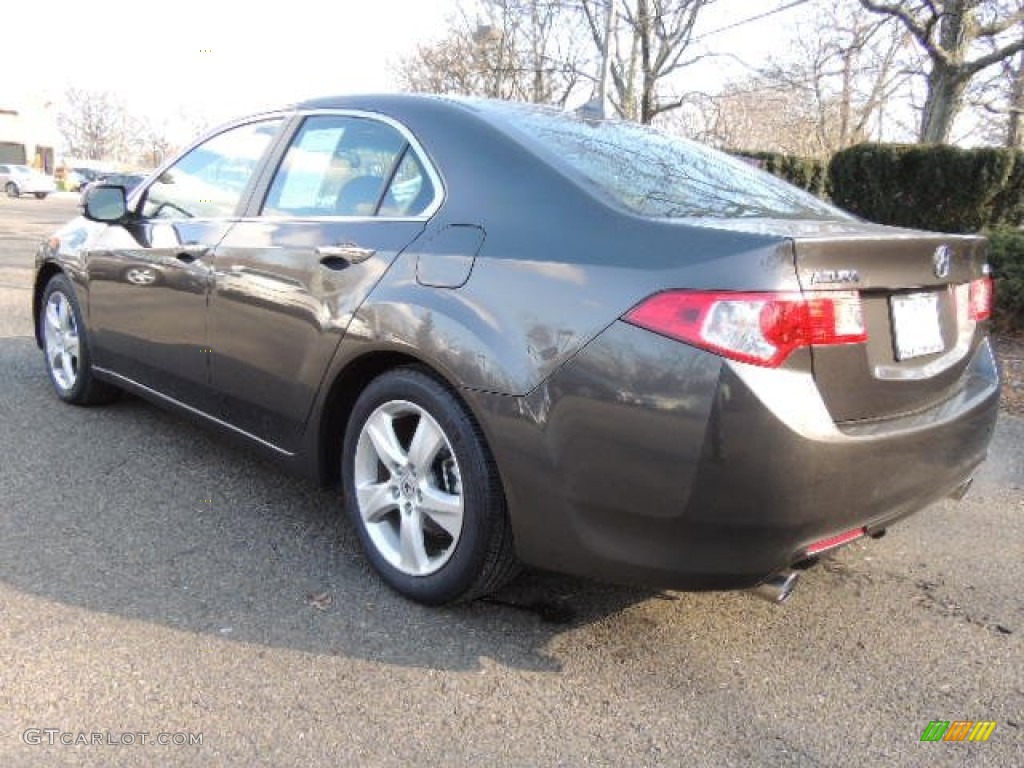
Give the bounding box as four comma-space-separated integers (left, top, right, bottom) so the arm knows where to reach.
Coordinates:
262, 115, 436, 218
379, 149, 435, 218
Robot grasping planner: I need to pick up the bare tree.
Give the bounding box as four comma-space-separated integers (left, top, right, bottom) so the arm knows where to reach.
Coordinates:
397, 31, 508, 97
502, 0, 587, 103
132, 111, 209, 168
579, 0, 714, 123
396, 1, 585, 106
397, 0, 713, 122
684, 77, 830, 155
57, 88, 194, 167
1006, 48, 1024, 144
57, 89, 136, 161
860, 0, 1024, 143
750, 2, 912, 154
964, 18, 1024, 146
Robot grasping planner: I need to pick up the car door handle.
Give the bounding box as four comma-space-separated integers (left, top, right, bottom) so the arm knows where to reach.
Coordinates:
316, 244, 376, 269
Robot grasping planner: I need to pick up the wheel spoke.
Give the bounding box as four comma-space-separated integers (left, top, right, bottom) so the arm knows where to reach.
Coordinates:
418, 486, 463, 539
45, 338, 60, 363
365, 410, 407, 469
56, 296, 70, 331
399, 509, 430, 573
61, 352, 75, 385
408, 414, 445, 469
64, 334, 80, 361
356, 481, 395, 523
45, 301, 61, 335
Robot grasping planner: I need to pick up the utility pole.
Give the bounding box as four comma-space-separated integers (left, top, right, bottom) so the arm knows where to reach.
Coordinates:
597, 0, 615, 114
474, 24, 505, 100
582, 0, 616, 118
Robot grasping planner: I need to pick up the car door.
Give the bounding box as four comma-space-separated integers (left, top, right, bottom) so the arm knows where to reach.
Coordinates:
85, 118, 285, 407
207, 112, 441, 450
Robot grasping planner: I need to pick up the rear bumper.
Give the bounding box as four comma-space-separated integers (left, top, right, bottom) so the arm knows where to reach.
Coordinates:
469, 322, 1000, 590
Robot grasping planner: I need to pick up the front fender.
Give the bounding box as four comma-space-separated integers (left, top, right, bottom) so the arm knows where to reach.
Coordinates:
32, 217, 102, 347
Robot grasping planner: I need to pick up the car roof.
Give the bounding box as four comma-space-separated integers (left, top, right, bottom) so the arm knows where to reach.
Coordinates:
293, 92, 458, 111
290, 92, 558, 123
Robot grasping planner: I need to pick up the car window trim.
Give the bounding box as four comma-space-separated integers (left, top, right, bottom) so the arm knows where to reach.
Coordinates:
247, 109, 445, 223
239, 112, 304, 218
132, 111, 291, 222
375, 143, 411, 217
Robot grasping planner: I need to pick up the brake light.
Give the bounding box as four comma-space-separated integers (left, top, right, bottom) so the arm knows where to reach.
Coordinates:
624, 290, 867, 368
968, 276, 993, 321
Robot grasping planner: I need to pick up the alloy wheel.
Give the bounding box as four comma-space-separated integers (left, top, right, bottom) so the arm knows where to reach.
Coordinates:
353, 399, 464, 576
43, 291, 80, 392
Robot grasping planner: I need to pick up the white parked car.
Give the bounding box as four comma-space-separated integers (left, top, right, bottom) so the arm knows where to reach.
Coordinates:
0, 164, 57, 199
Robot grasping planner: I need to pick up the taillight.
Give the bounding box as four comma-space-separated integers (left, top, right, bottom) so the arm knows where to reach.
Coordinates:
968, 276, 993, 321
623, 290, 867, 368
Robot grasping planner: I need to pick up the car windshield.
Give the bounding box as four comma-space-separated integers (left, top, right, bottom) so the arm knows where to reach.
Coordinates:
11, 165, 32, 175
475, 101, 848, 221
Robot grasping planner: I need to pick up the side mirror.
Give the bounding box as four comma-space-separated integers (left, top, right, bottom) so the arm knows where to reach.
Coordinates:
83, 185, 128, 222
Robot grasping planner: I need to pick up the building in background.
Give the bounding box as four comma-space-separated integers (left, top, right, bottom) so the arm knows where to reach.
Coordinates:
0, 98, 60, 174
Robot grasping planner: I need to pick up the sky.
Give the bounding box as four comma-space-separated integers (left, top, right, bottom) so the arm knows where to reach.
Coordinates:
3, 1, 457, 122
1, 0, 805, 142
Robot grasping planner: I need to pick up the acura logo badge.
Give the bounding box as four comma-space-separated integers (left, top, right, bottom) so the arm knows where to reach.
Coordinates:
933, 245, 952, 279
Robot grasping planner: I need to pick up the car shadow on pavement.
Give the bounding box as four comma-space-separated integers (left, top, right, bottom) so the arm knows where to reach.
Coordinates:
0, 337, 661, 673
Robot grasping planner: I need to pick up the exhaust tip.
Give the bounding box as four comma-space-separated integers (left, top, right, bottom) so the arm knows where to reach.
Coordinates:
749, 570, 800, 605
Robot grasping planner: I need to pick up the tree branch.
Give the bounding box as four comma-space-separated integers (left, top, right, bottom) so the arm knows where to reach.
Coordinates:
859, 0, 943, 62
977, 9, 1024, 39
966, 36, 1024, 78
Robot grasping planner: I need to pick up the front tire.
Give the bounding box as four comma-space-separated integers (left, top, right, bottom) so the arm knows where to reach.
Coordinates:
342, 368, 517, 604
34, 192, 48, 200
40, 275, 119, 405
5, 182, 19, 198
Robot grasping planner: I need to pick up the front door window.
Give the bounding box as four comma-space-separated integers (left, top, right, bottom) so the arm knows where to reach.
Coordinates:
142, 119, 283, 220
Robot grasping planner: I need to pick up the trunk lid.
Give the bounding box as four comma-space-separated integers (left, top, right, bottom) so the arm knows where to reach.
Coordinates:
693, 218, 990, 423
791, 223, 987, 423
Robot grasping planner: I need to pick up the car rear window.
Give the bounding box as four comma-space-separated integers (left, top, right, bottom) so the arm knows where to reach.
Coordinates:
478, 102, 847, 221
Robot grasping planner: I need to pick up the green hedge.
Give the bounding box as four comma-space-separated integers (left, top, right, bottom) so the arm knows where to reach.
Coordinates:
731, 151, 829, 197
828, 144, 1024, 233
984, 228, 1024, 333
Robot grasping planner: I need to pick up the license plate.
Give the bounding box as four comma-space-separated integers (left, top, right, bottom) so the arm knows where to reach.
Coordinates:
891, 292, 944, 361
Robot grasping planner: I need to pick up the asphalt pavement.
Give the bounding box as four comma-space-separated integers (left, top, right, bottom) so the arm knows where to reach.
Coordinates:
0, 194, 1021, 767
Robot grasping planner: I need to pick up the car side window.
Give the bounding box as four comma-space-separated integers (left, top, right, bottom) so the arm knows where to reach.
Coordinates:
141, 119, 283, 220
379, 149, 435, 218
262, 115, 424, 218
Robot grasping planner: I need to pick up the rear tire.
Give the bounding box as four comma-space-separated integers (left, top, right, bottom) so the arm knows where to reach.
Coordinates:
5, 182, 18, 198
341, 367, 518, 604
40, 275, 119, 405
34, 192, 47, 200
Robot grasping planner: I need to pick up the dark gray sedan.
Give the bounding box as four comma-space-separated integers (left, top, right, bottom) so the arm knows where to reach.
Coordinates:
33, 95, 1000, 605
